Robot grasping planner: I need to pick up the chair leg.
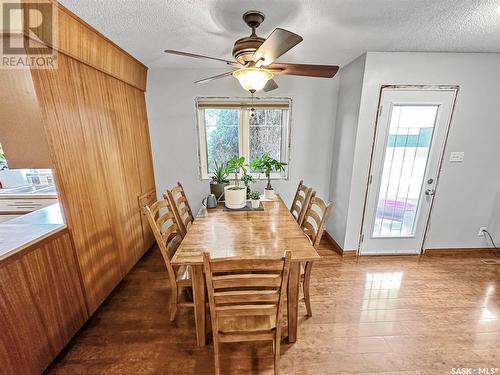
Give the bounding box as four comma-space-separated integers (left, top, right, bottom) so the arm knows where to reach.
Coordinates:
303, 261, 313, 317
169, 285, 178, 322
274, 333, 280, 375
214, 339, 220, 375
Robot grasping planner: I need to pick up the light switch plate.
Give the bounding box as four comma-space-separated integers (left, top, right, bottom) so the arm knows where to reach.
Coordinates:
449, 152, 464, 162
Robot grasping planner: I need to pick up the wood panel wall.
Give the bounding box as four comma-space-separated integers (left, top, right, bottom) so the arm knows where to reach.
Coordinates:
24, 0, 147, 91
31, 52, 155, 313
0, 35, 53, 169
0, 230, 88, 375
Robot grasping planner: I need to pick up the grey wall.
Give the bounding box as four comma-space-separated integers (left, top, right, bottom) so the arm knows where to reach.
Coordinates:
326, 54, 366, 248
343, 52, 500, 250
146, 68, 339, 215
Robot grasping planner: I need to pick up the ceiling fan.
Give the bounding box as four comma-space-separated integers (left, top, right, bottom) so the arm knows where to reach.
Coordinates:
164, 10, 339, 93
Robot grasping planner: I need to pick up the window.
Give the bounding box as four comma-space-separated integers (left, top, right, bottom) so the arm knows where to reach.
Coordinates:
196, 98, 291, 180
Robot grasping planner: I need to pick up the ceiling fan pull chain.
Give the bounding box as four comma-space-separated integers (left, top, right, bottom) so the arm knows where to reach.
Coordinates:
250, 92, 256, 117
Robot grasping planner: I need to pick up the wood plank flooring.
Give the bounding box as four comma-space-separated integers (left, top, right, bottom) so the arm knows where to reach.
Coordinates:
46, 240, 500, 374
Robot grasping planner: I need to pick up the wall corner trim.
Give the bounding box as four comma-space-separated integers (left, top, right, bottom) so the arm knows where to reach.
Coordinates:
324, 231, 357, 257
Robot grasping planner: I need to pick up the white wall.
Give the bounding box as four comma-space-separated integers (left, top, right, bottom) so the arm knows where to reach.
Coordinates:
326, 54, 366, 248
343, 52, 500, 250
146, 68, 339, 215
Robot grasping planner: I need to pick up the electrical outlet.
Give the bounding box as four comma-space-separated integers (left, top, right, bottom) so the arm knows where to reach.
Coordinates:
449, 152, 464, 162
478, 227, 487, 237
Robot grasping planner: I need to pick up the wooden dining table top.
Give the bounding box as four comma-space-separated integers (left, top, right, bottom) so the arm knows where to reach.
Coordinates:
171, 196, 320, 265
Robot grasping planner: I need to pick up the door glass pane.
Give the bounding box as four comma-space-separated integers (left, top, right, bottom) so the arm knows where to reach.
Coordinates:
249, 109, 283, 161
204, 108, 239, 173
372, 105, 439, 238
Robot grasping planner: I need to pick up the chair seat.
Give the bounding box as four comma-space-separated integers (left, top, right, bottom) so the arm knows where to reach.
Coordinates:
175, 264, 191, 286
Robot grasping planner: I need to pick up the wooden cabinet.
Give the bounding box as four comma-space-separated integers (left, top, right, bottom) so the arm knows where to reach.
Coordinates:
31, 53, 154, 314
138, 188, 157, 251
0, 230, 88, 375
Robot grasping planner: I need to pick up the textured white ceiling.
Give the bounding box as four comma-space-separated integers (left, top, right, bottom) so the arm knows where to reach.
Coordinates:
59, 0, 500, 69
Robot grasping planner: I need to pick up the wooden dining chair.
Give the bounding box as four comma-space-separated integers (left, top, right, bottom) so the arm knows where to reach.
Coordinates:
164, 182, 194, 238
300, 192, 332, 316
143, 198, 192, 321
203, 251, 292, 375
290, 180, 313, 226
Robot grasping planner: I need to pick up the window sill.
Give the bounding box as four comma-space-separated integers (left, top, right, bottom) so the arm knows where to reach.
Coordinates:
200, 176, 289, 182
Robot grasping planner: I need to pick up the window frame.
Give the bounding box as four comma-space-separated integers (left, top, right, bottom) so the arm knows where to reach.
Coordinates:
195, 97, 292, 181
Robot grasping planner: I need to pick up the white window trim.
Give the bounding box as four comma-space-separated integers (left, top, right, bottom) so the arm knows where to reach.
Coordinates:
195, 97, 292, 181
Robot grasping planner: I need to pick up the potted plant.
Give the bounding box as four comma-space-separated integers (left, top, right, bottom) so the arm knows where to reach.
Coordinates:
241, 171, 254, 198
249, 191, 261, 209
224, 156, 247, 209
250, 153, 287, 199
209, 161, 229, 201
0, 145, 7, 170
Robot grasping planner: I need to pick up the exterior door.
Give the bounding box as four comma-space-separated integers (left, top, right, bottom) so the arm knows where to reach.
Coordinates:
360, 88, 457, 255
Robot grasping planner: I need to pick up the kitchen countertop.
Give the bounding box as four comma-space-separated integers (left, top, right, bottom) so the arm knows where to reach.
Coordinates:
0, 203, 66, 262
0, 184, 58, 199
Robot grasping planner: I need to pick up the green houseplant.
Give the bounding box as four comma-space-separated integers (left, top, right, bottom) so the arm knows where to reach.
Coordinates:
210, 161, 229, 201
249, 191, 261, 209
250, 153, 287, 199
241, 171, 254, 197
0, 144, 7, 170
224, 156, 247, 209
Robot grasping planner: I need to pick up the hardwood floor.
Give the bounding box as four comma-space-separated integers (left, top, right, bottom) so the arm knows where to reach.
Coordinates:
46, 240, 500, 374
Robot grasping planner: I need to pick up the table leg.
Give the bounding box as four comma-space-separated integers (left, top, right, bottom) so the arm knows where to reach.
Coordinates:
287, 261, 300, 343
191, 264, 206, 346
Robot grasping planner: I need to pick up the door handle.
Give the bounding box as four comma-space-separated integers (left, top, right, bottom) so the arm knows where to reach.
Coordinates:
425, 189, 435, 196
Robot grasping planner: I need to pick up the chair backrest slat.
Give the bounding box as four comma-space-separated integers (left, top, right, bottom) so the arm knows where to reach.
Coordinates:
301, 192, 333, 248
157, 210, 176, 231
306, 208, 323, 229
209, 258, 284, 273
214, 290, 280, 305
164, 182, 194, 237
212, 273, 282, 289
215, 304, 277, 317
161, 225, 177, 243
290, 180, 313, 226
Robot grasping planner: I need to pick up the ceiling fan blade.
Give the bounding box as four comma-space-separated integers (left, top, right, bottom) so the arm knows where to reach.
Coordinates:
263, 79, 279, 92
251, 28, 303, 67
194, 71, 234, 84
267, 63, 339, 78
165, 50, 240, 66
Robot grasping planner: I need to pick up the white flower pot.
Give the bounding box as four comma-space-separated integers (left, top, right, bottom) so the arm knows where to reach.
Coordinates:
264, 188, 275, 199
251, 199, 260, 209
224, 185, 247, 209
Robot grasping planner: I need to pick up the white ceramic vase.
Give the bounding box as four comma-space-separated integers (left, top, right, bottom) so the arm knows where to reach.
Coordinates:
251, 199, 260, 209
264, 188, 275, 199
224, 185, 247, 209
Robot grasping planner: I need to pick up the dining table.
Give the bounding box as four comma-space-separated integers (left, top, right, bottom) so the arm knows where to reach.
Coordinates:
171, 195, 320, 347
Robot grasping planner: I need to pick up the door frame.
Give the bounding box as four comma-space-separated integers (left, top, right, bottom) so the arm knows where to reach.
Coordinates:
357, 85, 460, 256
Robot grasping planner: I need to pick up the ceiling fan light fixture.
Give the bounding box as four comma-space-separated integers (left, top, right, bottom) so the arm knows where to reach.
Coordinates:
232, 67, 273, 93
